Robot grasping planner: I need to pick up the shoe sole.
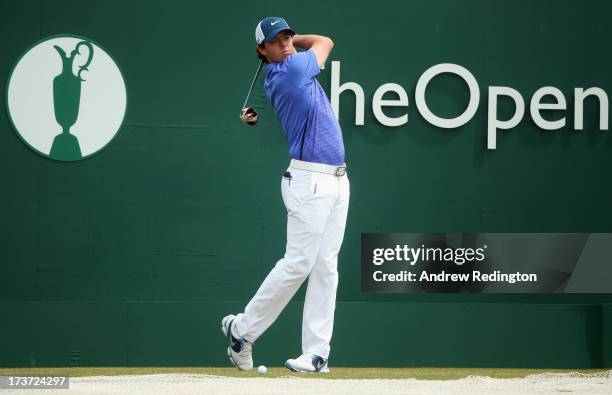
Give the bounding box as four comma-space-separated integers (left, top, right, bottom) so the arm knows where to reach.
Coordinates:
284, 361, 330, 373
226, 347, 238, 369
284, 361, 301, 372
221, 315, 233, 337
221, 316, 240, 370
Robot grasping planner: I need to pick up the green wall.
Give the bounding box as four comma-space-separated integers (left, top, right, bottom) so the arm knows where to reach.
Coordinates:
0, 302, 609, 368
1, 0, 611, 367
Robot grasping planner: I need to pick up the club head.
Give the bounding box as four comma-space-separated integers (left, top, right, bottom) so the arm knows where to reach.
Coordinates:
240, 107, 259, 126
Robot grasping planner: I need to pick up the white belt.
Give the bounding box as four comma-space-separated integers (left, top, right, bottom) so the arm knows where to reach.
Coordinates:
290, 159, 347, 176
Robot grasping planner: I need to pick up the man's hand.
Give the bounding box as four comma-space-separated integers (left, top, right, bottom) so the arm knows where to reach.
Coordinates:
293, 34, 334, 69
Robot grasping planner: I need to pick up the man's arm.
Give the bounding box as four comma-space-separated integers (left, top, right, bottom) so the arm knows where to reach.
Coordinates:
293, 34, 334, 69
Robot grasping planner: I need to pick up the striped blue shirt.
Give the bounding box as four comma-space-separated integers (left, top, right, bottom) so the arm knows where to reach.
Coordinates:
263, 50, 345, 166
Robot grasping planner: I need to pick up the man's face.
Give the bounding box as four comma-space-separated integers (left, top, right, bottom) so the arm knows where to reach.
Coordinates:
258, 31, 295, 63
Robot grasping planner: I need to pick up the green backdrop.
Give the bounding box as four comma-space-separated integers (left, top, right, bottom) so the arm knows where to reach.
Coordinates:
1, 0, 611, 368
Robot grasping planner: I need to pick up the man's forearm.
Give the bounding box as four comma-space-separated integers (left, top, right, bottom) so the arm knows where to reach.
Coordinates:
293, 34, 332, 50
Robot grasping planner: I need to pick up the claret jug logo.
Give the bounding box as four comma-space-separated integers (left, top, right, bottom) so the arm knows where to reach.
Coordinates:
6, 35, 127, 161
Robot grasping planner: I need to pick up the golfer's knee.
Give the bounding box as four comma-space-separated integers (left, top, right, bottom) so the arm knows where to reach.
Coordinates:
276, 255, 314, 280
315, 255, 338, 274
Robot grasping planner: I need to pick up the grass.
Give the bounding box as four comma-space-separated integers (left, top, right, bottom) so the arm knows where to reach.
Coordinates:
0, 367, 609, 380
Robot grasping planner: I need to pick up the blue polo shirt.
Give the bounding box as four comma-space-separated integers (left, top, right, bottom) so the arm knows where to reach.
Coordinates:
263, 50, 345, 166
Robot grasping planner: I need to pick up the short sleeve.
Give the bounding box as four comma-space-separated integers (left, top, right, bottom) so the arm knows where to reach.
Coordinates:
284, 49, 320, 86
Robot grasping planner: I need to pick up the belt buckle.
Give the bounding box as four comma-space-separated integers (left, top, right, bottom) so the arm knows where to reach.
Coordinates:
335, 166, 346, 176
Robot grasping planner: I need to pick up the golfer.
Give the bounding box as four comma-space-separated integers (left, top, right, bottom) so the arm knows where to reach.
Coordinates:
222, 16, 350, 373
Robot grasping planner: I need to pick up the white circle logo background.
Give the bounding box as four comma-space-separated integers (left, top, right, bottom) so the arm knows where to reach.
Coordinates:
7, 36, 127, 159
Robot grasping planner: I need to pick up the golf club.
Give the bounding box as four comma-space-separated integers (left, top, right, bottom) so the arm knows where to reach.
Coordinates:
239, 60, 263, 126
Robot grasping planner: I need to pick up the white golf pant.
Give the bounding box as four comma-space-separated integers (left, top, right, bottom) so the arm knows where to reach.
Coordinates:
234, 163, 350, 359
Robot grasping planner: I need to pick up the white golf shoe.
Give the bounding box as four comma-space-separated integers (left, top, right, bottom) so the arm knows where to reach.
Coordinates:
221, 314, 253, 371
285, 352, 330, 373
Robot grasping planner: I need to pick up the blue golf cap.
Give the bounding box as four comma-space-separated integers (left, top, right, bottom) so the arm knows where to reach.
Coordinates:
255, 17, 295, 45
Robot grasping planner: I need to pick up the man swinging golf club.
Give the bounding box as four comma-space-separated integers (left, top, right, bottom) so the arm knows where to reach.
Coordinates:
222, 16, 350, 373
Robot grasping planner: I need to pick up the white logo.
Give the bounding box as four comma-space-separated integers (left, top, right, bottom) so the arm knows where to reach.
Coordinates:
271, 20, 280, 26
6, 35, 127, 161
330, 61, 609, 149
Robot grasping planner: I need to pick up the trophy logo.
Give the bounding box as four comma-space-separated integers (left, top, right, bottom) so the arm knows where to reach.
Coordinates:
6, 35, 127, 161
51, 41, 94, 160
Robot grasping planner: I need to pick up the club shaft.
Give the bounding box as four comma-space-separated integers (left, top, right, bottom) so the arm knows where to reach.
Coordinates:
241, 60, 264, 111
